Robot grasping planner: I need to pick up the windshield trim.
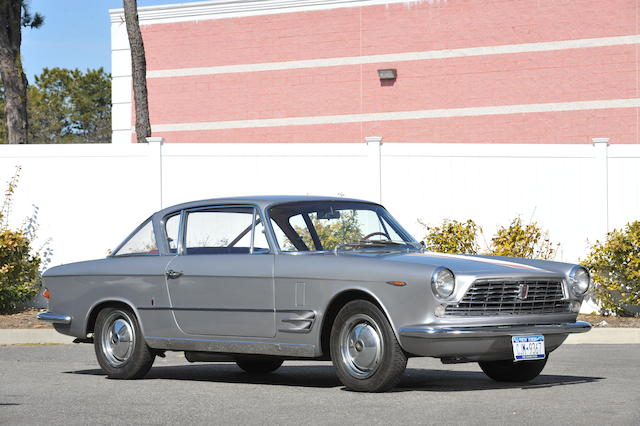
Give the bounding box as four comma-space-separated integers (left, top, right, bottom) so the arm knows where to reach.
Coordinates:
266, 200, 417, 254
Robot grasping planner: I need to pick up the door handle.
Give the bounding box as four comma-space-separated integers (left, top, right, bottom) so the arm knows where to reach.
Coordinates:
166, 269, 183, 279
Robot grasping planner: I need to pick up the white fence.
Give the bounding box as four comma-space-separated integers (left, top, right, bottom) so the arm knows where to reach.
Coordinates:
1, 139, 638, 267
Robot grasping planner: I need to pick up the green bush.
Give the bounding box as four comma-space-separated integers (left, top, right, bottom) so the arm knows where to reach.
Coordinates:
420, 219, 481, 254
0, 168, 43, 313
0, 230, 41, 312
487, 216, 558, 260
582, 221, 640, 316
420, 216, 558, 260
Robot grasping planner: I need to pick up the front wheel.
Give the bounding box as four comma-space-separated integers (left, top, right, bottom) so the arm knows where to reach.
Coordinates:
479, 357, 548, 382
94, 307, 155, 379
330, 300, 407, 392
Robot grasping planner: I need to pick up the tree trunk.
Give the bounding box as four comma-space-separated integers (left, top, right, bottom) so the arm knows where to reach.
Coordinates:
0, 0, 29, 144
123, 0, 151, 143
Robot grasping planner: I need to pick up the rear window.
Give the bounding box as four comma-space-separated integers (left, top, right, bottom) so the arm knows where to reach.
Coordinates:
113, 220, 158, 256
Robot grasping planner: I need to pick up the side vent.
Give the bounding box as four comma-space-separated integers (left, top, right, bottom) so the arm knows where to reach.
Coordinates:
277, 310, 316, 333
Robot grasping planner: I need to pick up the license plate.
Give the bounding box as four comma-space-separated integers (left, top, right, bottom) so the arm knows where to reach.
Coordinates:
511, 335, 545, 361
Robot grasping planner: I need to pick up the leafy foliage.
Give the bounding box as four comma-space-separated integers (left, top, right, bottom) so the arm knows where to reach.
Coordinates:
420, 216, 558, 260
287, 211, 364, 251
20, 1, 44, 29
0, 67, 111, 144
487, 217, 558, 260
0, 167, 43, 313
583, 222, 640, 316
420, 219, 481, 254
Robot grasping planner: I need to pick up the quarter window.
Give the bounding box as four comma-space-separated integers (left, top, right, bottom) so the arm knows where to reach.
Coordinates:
113, 220, 158, 256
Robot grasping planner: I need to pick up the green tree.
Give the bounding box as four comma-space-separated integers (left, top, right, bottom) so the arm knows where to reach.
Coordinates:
583, 222, 640, 315
68, 68, 111, 143
27, 67, 111, 143
0, 0, 43, 144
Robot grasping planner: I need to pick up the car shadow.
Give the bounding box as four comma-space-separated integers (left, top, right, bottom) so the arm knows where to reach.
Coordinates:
65, 364, 603, 392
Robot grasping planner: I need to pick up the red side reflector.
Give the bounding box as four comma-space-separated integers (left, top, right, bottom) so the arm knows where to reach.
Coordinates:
42, 288, 50, 299
386, 281, 407, 287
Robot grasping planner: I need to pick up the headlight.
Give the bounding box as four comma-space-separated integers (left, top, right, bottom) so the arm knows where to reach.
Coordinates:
569, 266, 590, 296
431, 267, 455, 298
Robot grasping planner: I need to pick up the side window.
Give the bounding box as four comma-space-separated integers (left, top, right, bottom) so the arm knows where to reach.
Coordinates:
113, 220, 158, 256
184, 207, 269, 255
165, 214, 180, 253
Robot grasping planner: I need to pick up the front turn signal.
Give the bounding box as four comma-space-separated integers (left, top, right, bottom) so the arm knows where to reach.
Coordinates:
42, 288, 50, 299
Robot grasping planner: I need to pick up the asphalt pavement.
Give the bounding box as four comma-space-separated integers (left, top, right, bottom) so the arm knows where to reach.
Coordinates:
1, 344, 638, 425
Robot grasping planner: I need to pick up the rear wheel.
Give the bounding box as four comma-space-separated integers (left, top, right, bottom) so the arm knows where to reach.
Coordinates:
235, 356, 284, 374
94, 307, 155, 379
330, 300, 407, 392
479, 357, 548, 382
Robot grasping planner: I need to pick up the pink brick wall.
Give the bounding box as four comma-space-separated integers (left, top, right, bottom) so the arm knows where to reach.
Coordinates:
136, 0, 639, 144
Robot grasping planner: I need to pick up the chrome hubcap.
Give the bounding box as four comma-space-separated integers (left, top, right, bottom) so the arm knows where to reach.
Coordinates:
101, 312, 135, 367
340, 314, 383, 378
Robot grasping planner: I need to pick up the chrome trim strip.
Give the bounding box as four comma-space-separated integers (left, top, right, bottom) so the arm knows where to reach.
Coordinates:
138, 306, 313, 314
399, 321, 592, 339
145, 335, 311, 346
138, 306, 273, 312
37, 312, 72, 325
145, 336, 316, 357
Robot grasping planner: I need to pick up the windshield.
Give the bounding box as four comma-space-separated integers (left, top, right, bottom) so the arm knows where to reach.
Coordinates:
268, 201, 418, 252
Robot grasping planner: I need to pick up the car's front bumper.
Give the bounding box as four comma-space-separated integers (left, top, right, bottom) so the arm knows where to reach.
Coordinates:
398, 321, 591, 361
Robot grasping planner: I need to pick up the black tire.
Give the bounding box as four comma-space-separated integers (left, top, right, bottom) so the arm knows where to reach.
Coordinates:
94, 307, 155, 379
330, 300, 407, 392
479, 357, 548, 382
235, 356, 284, 374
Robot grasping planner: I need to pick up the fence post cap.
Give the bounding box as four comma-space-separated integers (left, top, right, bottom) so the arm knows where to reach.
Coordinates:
592, 137, 609, 145
146, 137, 164, 144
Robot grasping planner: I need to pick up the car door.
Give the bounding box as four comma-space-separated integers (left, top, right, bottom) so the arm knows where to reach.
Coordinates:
165, 205, 275, 338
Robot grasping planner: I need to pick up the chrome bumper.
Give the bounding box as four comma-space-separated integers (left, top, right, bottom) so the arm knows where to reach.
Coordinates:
37, 312, 72, 325
399, 321, 591, 339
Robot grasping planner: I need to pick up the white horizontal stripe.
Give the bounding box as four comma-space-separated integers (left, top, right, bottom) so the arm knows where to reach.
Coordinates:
151, 98, 640, 132
147, 35, 640, 78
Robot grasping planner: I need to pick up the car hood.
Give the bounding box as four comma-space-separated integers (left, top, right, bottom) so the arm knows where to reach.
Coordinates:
361, 250, 565, 277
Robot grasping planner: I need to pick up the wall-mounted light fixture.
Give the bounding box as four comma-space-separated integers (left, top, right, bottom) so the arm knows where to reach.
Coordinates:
377, 68, 397, 80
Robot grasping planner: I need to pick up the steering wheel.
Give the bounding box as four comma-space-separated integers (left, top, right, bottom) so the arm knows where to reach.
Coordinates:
362, 231, 391, 241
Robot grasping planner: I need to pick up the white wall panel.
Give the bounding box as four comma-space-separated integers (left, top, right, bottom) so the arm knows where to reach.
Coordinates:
1, 142, 638, 267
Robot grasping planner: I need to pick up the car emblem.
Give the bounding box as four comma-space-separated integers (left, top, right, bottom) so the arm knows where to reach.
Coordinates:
517, 283, 529, 300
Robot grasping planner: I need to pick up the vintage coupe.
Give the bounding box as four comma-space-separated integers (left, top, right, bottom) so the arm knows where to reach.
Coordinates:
39, 196, 591, 392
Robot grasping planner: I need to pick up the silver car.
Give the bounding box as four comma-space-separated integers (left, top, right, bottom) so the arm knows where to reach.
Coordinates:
39, 196, 591, 392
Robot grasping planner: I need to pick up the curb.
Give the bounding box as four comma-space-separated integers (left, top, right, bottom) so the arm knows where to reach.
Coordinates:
564, 327, 640, 345
1, 328, 639, 346
0, 329, 75, 345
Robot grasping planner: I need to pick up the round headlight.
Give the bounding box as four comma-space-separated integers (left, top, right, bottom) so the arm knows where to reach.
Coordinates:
431, 268, 455, 298
570, 266, 590, 296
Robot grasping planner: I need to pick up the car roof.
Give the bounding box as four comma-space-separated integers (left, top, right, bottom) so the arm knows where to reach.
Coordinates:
154, 195, 379, 217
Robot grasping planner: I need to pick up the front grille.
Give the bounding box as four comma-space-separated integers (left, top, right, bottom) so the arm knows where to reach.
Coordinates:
444, 279, 570, 316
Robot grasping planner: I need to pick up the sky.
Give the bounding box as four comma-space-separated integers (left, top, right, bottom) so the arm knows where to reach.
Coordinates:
21, 0, 203, 82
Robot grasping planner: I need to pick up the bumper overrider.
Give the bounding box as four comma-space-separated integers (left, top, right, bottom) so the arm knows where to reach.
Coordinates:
398, 321, 591, 361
